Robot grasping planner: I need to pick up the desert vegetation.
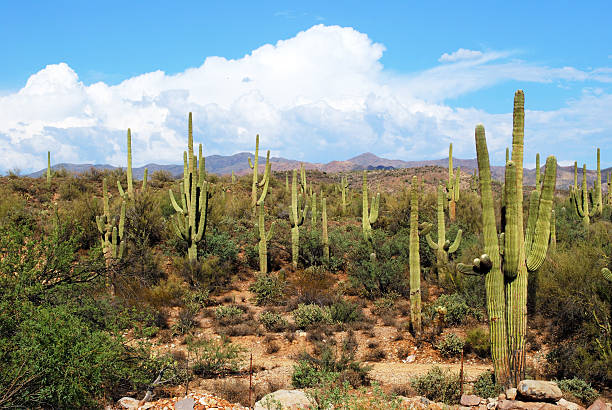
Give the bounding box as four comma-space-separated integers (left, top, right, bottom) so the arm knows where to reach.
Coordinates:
0, 90, 610, 409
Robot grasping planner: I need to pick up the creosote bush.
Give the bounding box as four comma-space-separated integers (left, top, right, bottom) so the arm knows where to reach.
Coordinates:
436, 333, 465, 358
473, 371, 502, 399
410, 366, 460, 404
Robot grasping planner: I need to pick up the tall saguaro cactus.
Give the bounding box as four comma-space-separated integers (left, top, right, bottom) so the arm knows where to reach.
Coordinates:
249, 135, 271, 218
168, 113, 210, 262
361, 171, 380, 246
339, 176, 349, 215
96, 178, 126, 264
409, 176, 432, 335
289, 169, 309, 268
447, 143, 460, 222
426, 184, 463, 284
256, 159, 274, 274
322, 196, 329, 263
595, 148, 603, 212
118, 128, 147, 200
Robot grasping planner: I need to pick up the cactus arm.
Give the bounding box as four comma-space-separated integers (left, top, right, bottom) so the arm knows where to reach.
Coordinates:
526, 156, 557, 271
194, 184, 208, 243
535, 153, 541, 188
524, 189, 540, 255
266, 221, 275, 242
96, 216, 105, 234
454, 166, 460, 201
419, 222, 433, 237
248, 157, 254, 169
368, 193, 380, 224
258, 150, 271, 187
257, 159, 271, 204
169, 188, 185, 214
448, 229, 462, 254
426, 233, 439, 250
118, 201, 125, 239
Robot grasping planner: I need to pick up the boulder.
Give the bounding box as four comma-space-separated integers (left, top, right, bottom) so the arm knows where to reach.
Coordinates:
175, 397, 195, 410
506, 389, 517, 400
462, 395, 484, 406
255, 390, 311, 410
517, 380, 563, 402
497, 399, 561, 410
586, 399, 610, 410
557, 398, 584, 410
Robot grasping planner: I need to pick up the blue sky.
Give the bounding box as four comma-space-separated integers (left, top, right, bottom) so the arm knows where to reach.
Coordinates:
0, 1, 611, 172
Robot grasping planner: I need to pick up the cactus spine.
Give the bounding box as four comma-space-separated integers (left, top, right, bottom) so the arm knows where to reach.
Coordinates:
96, 178, 126, 264
46, 151, 52, 185
256, 159, 274, 274
571, 164, 596, 227
458, 91, 557, 388
409, 176, 432, 335
289, 169, 308, 268
447, 143, 460, 221
426, 184, 462, 284
322, 196, 329, 263
361, 171, 380, 245
339, 176, 349, 215
168, 113, 210, 262
118, 128, 147, 199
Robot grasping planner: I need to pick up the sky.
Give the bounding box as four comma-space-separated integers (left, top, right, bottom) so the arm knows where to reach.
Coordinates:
0, 0, 611, 173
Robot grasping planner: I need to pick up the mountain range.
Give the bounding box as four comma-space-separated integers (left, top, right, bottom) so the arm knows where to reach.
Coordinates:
29, 152, 610, 189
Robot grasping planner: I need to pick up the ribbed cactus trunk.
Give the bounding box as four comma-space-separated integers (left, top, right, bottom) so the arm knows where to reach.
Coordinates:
322, 197, 329, 263
290, 169, 308, 268
311, 191, 317, 225
117, 128, 147, 200
595, 148, 603, 212
549, 210, 556, 252
256, 159, 273, 274
447, 144, 460, 222
572, 164, 592, 227
249, 134, 261, 218
361, 171, 380, 246
409, 176, 422, 334
340, 176, 349, 215
608, 172, 612, 206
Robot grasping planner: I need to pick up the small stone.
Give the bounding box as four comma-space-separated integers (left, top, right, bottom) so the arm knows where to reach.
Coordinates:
462, 394, 483, 407
175, 397, 195, 410
406, 354, 416, 363
499, 395, 507, 401
506, 389, 517, 400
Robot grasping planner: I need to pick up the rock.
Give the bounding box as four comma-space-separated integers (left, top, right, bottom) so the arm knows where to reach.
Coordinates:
506, 389, 518, 400
254, 390, 311, 410
487, 403, 497, 409
406, 354, 416, 363
497, 399, 561, 410
557, 398, 584, 410
175, 397, 195, 410
396, 396, 432, 409
517, 380, 563, 402
118, 397, 140, 409
462, 395, 484, 406
587, 399, 609, 410
461, 406, 473, 410
499, 395, 507, 401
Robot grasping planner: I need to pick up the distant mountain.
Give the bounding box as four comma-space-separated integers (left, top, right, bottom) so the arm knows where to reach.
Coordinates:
28, 152, 610, 189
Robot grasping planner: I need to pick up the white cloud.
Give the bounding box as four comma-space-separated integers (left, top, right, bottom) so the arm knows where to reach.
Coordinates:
439, 48, 484, 62
0, 24, 611, 173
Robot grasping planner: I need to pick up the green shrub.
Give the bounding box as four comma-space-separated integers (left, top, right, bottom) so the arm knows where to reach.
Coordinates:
292, 303, 332, 329
259, 311, 288, 332
430, 293, 481, 326
436, 333, 465, 358
173, 255, 232, 292
555, 378, 599, 406
249, 274, 286, 306
329, 299, 362, 324
215, 305, 244, 321
473, 371, 502, 399
188, 336, 244, 377
410, 366, 460, 404
465, 328, 490, 358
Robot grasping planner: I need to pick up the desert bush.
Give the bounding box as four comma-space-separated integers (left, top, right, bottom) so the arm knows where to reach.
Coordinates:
410, 366, 460, 404
555, 377, 599, 406
429, 293, 481, 326
473, 371, 502, 399
146, 273, 186, 307
329, 298, 363, 324
436, 333, 465, 358
292, 303, 332, 329
259, 311, 288, 332
173, 255, 232, 292
464, 328, 490, 358
215, 305, 245, 323
250, 273, 286, 306
125, 191, 166, 245
188, 336, 244, 377
291, 266, 336, 306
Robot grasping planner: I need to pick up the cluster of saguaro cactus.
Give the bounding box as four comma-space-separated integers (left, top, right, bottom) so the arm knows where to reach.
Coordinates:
289, 169, 309, 268
571, 163, 599, 227
446, 143, 460, 222
256, 158, 274, 274
409, 176, 432, 335
458, 90, 557, 388
96, 178, 126, 264
321, 196, 329, 263
169, 113, 211, 262
118, 129, 147, 200
361, 171, 380, 246
338, 175, 349, 215
426, 184, 462, 284
46, 151, 52, 186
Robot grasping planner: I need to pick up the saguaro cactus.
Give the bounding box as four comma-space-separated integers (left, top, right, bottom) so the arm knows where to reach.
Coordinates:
458, 91, 557, 388
118, 128, 147, 199
447, 143, 460, 222
311, 191, 318, 225
603, 268, 612, 283
249, 134, 270, 218
289, 169, 309, 268
96, 178, 126, 263
361, 171, 380, 245
168, 113, 210, 262
427, 184, 462, 284
549, 210, 556, 252
571, 164, 597, 227
46, 151, 52, 186
595, 148, 603, 213
409, 176, 432, 335
607, 171, 611, 206
338, 175, 349, 215
232, 170, 236, 184
256, 159, 274, 274
322, 196, 329, 263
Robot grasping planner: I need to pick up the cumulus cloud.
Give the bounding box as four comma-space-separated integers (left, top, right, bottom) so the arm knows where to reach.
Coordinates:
0, 24, 610, 173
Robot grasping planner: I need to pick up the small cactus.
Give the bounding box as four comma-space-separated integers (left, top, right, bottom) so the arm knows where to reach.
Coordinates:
96, 178, 126, 263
